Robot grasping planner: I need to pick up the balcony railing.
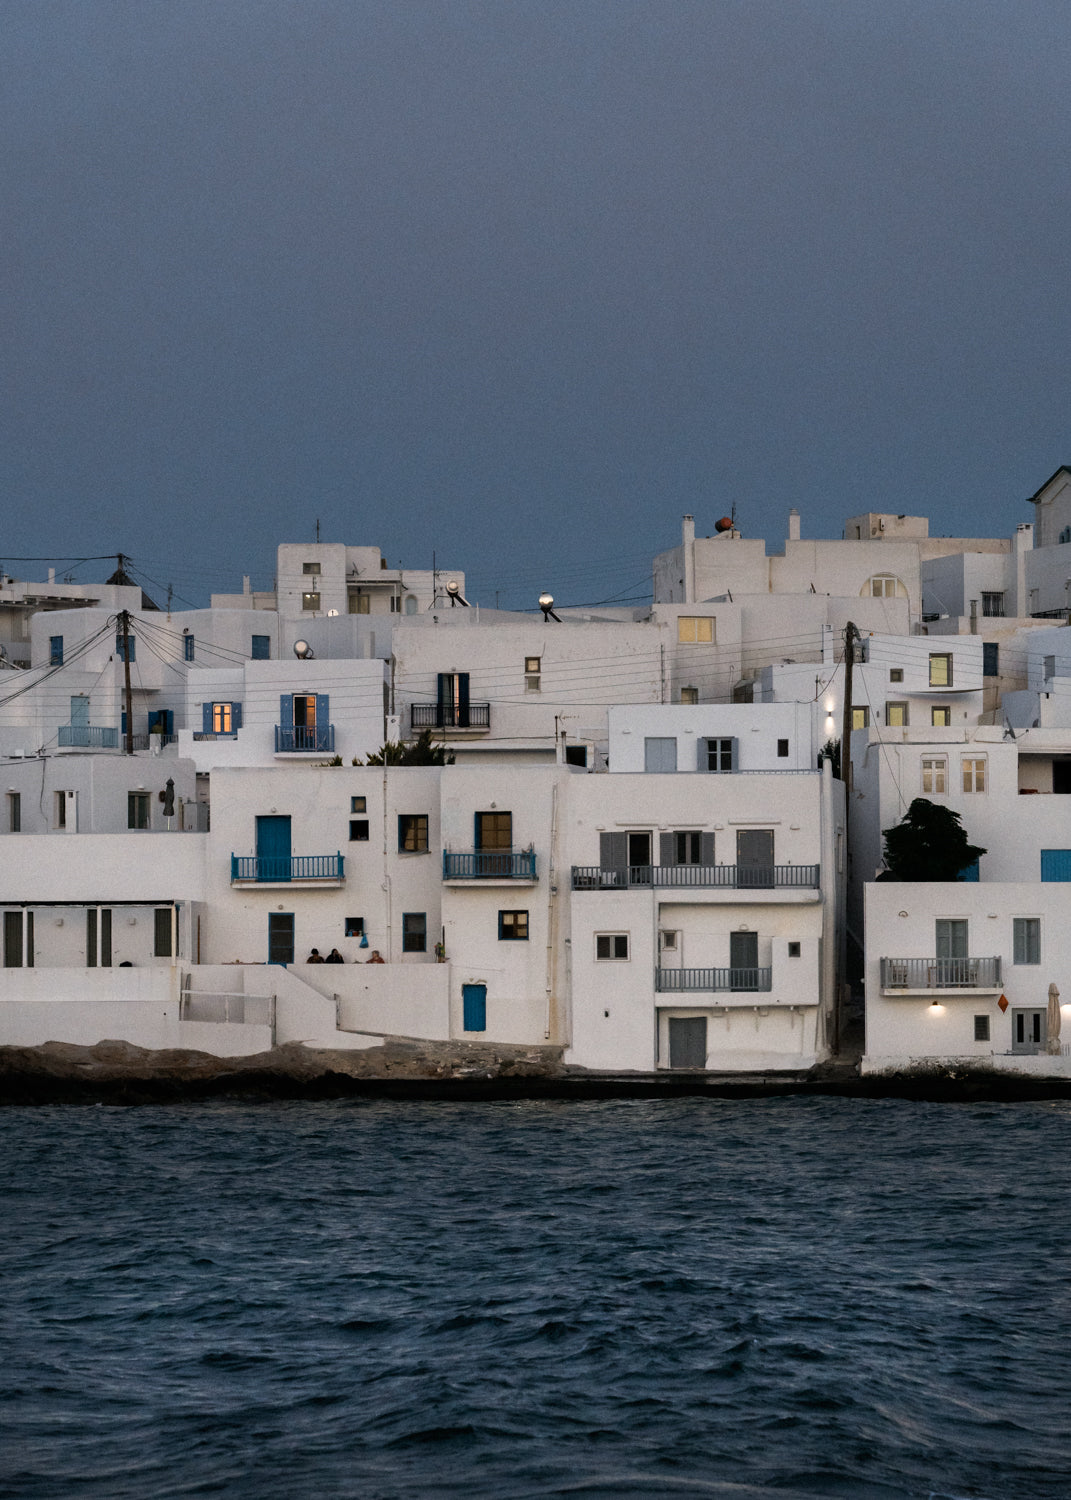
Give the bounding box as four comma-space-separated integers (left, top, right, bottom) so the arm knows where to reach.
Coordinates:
129, 733, 178, 751
656, 967, 773, 993
443, 849, 537, 880
880, 956, 1002, 990
58, 724, 119, 749
274, 725, 335, 752
231, 853, 345, 884
411, 703, 491, 731
572, 864, 820, 891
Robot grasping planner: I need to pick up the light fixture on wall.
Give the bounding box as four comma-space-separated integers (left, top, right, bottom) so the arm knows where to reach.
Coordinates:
928, 999, 944, 1014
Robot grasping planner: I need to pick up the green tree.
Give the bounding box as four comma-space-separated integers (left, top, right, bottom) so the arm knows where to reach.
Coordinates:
879, 798, 986, 882
357, 730, 454, 766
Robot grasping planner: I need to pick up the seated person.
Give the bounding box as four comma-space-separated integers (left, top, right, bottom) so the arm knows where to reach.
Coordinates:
325, 948, 344, 964
307, 948, 324, 963
366, 949, 385, 964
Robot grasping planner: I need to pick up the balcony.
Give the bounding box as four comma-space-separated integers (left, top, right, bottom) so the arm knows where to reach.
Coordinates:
572, 864, 820, 891
274, 725, 335, 753
880, 956, 1002, 993
231, 853, 345, 885
58, 724, 118, 749
443, 849, 537, 881
411, 703, 491, 731
656, 967, 773, 993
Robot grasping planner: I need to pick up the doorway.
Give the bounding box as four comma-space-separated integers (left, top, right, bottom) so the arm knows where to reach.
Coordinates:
730, 930, 759, 990
268, 913, 294, 966
668, 1016, 707, 1068
1011, 1009, 1046, 1054
256, 815, 292, 881
736, 829, 774, 887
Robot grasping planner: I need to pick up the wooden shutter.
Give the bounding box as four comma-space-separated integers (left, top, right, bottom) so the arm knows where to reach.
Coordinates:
202, 703, 212, 733
279, 694, 293, 728
457, 673, 470, 728
600, 832, 627, 870
232, 703, 242, 730
700, 831, 716, 866
659, 832, 675, 867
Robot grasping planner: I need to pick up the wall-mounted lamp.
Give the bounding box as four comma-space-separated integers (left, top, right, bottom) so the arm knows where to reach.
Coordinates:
928, 1000, 944, 1014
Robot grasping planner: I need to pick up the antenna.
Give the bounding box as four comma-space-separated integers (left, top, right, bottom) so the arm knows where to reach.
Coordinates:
315, 519, 321, 543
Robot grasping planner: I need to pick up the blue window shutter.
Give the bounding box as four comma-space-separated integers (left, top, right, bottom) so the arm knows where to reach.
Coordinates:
957, 859, 980, 882
474, 811, 482, 849
1041, 849, 1071, 881
251, 635, 269, 660
316, 693, 329, 726
457, 673, 470, 728
279, 694, 293, 728
184, 635, 194, 661
437, 673, 449, 721
232, 703, 242, 730
121, 711, 127, 735
165, 710, 174, 735
202, 703, 212, 733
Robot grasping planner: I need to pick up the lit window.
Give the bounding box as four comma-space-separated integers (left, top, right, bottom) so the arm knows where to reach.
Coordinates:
498, 910, 529, 941
398, 814, 429, 852
962, 758, 986, 793
922, 756, 947, 794
596, 933, 629, 960
678, 616, 714, 643
212, 703, 232, 734
932, 706, 952, 727
851, 706, 869, 730
886, 702, 909, 727
525, 656, 541, 691
929, 653, 952, 688
680, 686, 698, 704
301, 592, 320, 611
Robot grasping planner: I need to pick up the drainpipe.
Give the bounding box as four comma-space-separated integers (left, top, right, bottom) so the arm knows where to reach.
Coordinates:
969, 598, 978, 634
819, 753, 838, 1056
382, 768, 392, 960
682, 515, 696, 604
544, 775, 561, 1041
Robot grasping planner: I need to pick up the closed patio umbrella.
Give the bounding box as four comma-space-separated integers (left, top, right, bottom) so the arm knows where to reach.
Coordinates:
1047, 983, 1062, 1056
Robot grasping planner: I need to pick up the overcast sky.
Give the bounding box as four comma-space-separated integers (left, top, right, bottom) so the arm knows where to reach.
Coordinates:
4, 1, 1071, 609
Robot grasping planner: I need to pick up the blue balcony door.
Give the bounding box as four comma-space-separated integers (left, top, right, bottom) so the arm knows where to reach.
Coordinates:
70, 695, 89, 728
462, 983, 487, 1032
256, 815, 292, 882
268, 913, 294, 966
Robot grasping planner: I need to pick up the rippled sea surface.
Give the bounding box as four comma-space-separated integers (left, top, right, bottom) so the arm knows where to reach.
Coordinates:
3, 1098, 1071, 1500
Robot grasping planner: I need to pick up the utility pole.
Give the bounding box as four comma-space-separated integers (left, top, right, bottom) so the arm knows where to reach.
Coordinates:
839, 621, 858, 786
120, 610, 134, 755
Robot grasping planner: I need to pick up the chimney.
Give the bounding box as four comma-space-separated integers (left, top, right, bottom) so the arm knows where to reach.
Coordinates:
788, 509, 800, 542
682, 514, 695, 547
682, 515, 695, 604
48, 568, 56, 583
243, 575, 251, 595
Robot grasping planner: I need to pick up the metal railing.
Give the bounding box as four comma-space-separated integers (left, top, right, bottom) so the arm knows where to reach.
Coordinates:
193, 730, 238, 740
274, 724, 335, 752
129, 732, 178, 751
411, 702, 491, 730
656, 967, 773, 993
443, 849, 537, 880
572, 864, 820, 890
58, 724, 118, 749
231, 853, 345, 883
880, 956, 1002, 989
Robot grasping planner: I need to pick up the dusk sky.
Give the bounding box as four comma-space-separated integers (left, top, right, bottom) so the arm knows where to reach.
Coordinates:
4, 1, 1071, 609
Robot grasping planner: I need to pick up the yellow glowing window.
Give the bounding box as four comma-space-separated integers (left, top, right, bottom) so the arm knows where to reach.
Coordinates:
678, 617, 714, 643
212, 703, 232, 734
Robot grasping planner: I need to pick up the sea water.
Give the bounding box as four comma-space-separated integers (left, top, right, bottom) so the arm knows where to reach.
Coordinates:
3, 1097, 1070, 1499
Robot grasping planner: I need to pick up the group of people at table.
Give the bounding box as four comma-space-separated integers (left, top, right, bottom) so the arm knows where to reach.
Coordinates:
306, 948, 384, 964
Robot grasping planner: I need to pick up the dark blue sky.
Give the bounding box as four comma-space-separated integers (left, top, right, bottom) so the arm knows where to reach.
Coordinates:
4, 1, 1071, 609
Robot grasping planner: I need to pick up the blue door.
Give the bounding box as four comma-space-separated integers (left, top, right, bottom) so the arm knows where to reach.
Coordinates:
256, 815, 292, 881
462, 983, 487, 1032
1041, 849, 1071, 881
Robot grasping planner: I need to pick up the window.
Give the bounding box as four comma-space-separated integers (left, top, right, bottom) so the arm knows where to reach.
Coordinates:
565, 744, 587, 767
644, 737, 677, 773
499, 910, 529, 940
344, 917, 364, 937
115, 634, 135, 663
1061, 527, 1071, 545
962, 757, 986, 793
349, 592, 370, 614
399, 814, 429, 852
476, 811, 511, 849
922, 756, 947, 794
1044, 655, 1056, 680
301, 592, 320, 611
983, 643, 999, 677
679, 686, 698, 704
183, 634, 195, 661
777, 738, 789, 758
974, 1015, 991, 1042
851, 706, 869, 730
889, 667, 903, 683
251, 634, 270, 660
128, 792, 150, 830
49, 635, 63, 665
350, 796, 366, 813
390, 595, 402, 613
8, 792, 20, 833
302, 561, 319, 574
596, 933, 629, 960
886, 702, 909, 727
524, 656, 541, 692
154, 908, 172, 958
349, 820, 369, 841
678, 616, 714, 643
932, 706, 952, 727
212, 702, 233, 735
868, 575, 899, 597
788, 941, 801, 958
1013, 917, 1040, 965
703, 737, 736, 773
675, 831, 701, 865
929, 653, 952, 688
402, 913, 426, 952
981, 592, 1004, 617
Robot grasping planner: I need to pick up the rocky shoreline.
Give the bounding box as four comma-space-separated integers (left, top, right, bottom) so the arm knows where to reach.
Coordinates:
3, 1039, 1071, 1105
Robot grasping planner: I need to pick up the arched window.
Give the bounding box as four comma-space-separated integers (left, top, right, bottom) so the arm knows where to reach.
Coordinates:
862, 575, 905, 598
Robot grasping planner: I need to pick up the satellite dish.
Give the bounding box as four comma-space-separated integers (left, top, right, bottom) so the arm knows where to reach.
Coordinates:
326, 608, 339, 617
293, 640, 314, 659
